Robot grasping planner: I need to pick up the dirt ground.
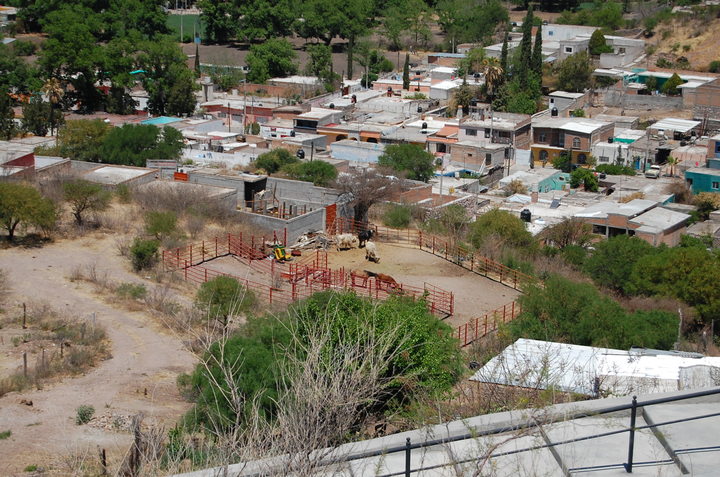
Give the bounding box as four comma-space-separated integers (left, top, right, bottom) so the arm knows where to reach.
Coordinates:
0, 233, 195, 475
324, 242, 520, 328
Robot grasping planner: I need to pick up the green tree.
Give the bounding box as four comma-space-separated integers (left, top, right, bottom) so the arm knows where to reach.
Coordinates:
21, 98, 64, 137
588, 30, 612, 55
381, 1, 410, 51
0, 182, 56, 241
629, 247, 720, 324
37, 119, 111, 163
402, 53, 410, 90
246, 38, 297, 84
557, 52, 593, 93
662, 73, 683, 96
551, 151, 572, 172
518, 5, 534, 83
184, 291, 463, 432
644, 75, 658, 92
583, 235, 656, 295
130, 238, 159, 271
283, 160, 338, 186
238, 0, 295, 41
144, 210, 178, 240
531, 22, 543, 76
378, 143, 435, 182
63, 180, 111, 226
468, 208, 534, 249
436, 0, 508, 48
198, 0, 237, 43
99, 124, 182, 167
509, 275, 678, 349
138, 37, 197, 116
196, 276, 256, 328
0, 89, 16, 140
450, 80, 475, 116
570, 168, 598, 191
0, 44, 43, 94
305, 43, 336, 86
499, 31, 509, 81
253, 148, 299, 174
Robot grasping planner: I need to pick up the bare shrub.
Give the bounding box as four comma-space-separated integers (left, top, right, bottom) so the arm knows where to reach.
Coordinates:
185, 214, 207, 239
504, 179, 528, 196
114, 235, 131, 257
0, 268, 9, 303
666, 180, 693, 204
0, 301, 108, 397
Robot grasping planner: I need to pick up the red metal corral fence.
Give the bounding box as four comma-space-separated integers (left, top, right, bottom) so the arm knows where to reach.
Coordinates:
328, 217, 536, 291
454, 300, 522, 348
162, 230, 454, 318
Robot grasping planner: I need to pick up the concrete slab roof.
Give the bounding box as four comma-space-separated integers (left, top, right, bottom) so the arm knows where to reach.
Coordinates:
296, 108, 338, 119
575, 198, 657, 219
629, 206, 690, 233
650, 118, 701, 133
472, 338, 720, 396
82, 165, 155, 184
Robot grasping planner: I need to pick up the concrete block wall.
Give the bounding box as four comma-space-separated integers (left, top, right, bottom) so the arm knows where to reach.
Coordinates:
602, 90, 684, 110
266, 177, 342, 207
237, 206, 326, 243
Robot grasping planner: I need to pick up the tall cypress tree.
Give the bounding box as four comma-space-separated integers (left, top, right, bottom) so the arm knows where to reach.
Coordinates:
402, 53, 410, 90
532, 23, 543, 77
518, 6, 534, 84
194, 41, 201, 76
500, 31, 509, 81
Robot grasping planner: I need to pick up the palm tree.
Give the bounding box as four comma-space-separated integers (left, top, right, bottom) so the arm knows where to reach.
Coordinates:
41, 78, 64, 136
481, 57, 503, 99
481, 58, 504, 144
666, 156, 679, 177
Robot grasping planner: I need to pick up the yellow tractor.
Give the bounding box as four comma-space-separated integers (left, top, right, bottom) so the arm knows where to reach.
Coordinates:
272, 244, 292, 262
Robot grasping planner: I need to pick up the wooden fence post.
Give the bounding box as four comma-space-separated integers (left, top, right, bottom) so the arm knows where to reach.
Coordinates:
23, 352, 27, 377
22, 303, 27, 329
189, 244, 193, 265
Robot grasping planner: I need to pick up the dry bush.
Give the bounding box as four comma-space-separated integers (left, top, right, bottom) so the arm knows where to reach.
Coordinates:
504, 179, 528, 196
0, 301, 108, 397
666, 180, 693, 204
618, 191, 645, 203
0, 268, 9, 304
132, 185, 234, 223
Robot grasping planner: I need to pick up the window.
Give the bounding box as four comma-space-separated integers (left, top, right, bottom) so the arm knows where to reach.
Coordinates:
618, 47, 626, 54
485, 153, 492, 165
466, 129, 477, 136
713, 181, 720, 190
572, 137, 581, 149
548, 30, 554, 36
578, 153, 587, 164
437, 143, 447, 153
484, 129, 491, 138
539, 132, 547, 142
539, 150, 548, 163
599, 156, 609, 163
565, 47, 573, 53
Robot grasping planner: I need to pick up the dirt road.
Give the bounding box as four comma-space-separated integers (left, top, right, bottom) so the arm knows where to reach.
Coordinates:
0, 233, 195, 475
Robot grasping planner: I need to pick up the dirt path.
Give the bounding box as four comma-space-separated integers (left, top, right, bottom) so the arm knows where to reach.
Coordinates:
0, 233, 195, 475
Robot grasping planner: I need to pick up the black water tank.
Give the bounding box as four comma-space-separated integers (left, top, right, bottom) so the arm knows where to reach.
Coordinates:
296, 149, 305, 159
608, 137, 614, 143
520, 209, 532, 223
551, 107, 558, 117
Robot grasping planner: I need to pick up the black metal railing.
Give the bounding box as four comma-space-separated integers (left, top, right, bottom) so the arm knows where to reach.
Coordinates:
329, 387, 720, 477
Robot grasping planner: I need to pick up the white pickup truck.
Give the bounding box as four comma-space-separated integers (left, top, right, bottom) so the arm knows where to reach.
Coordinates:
644, 165, 662, 179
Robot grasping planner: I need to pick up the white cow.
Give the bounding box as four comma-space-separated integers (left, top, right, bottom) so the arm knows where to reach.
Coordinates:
365, 241, 380, 263
336, 233, 359, 251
